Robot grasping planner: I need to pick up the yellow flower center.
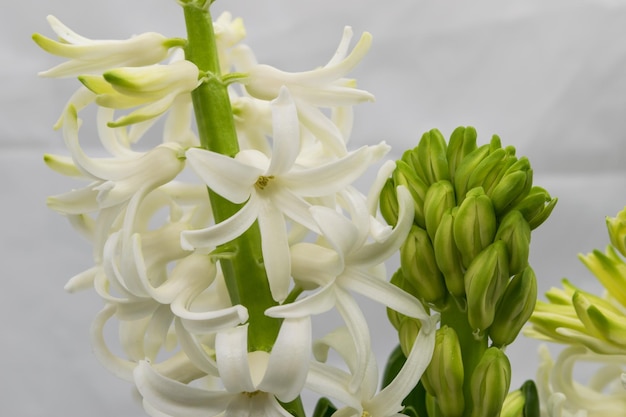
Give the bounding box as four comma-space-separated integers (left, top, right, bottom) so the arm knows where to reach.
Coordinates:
255, 175, 274, 190
244, 390, 261, 398
362, 411, 372, 417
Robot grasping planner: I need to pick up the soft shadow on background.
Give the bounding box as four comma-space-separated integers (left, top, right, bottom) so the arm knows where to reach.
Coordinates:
2, 0, 626, 416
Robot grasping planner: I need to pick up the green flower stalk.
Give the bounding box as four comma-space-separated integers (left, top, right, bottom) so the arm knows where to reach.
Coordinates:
381, 126, 556, 417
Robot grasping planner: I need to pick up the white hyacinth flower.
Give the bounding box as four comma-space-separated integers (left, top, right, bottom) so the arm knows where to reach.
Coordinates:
182, 87, 388, 302
134, 318, 311, 417
33, 15, 185, 78
240, 27, 374, 156
265, 186, 428, 392
307, 315, 438, 417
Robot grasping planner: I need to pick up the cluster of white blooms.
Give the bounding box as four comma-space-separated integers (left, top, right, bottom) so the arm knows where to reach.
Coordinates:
36, 10, 437, 417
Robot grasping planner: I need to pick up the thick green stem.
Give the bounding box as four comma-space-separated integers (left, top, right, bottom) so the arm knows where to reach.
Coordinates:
181, 2, 280, 352
440, 300, 488, 417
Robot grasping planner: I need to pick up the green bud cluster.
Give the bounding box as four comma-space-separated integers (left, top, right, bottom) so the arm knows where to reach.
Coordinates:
381, 126, 556, 341
382, 127, 555, 417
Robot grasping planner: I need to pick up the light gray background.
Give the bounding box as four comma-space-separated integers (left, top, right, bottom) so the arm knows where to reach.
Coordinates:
3, 0, 626, 416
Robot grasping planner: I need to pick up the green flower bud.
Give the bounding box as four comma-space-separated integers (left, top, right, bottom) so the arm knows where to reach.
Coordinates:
470, 347, 511, 417
606, 206, 626, 257
401, 226, 447, 308
394, 160, 429, 228
511, 186, 557, 230
411, 128, 450, 185
572, 290, 626, 347
398, 316, 422, 357
423, 180, 456, 240
478, 148, 518, 197
490, 157, 533, 215
387, 269, 424, 331
494, 210, 531, 275
489, 266, 537, 347
454, 187, 497, 268
466, 147, 508, 195
422, 326, 465, 417
447, 126, 478, 180
453, 144, 490, 202
500, 390, 524, 417
465, 241, 510, 333
380, 177, 399, 226
433, 209, 466, 298
521, 380, 540, 417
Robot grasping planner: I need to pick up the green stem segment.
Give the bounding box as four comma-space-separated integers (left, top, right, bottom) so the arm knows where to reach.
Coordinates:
440, 301, 488, 417
181, 2, 280, 352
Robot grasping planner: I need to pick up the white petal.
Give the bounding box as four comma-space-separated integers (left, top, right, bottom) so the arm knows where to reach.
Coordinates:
90, 304, 136, 382
270, 187, 319, 233
367, 314, 438, 416
265, 281, 337, 319
341, 267, 429, 321
334, 287, 371, 393
134, 361, 234, 417
259, 317, 311, 402
325, 27, 354, 67
290, 243, 342, 288
283, 143, 389, 197
216, 324, 256, 393
266, 87, 300, 176
348, 186, 414, 266
172, 303, 249, 335
186, 147, 260, 204
257, 198, 291, 302
310, 205, 359, 262
181, 194, 260, 250
367, 160, 396, 217
305, 362, 361, 410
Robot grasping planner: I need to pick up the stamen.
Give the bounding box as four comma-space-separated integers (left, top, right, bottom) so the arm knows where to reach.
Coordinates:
255, 175, 274, 190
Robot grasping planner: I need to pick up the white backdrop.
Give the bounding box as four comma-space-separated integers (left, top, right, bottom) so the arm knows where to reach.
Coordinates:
3, 0, 626, 416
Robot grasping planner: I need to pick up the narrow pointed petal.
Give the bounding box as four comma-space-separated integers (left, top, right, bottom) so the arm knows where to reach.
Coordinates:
341, 268, 429, 321
186, 147, 261, 204
310, 205, 359, 261
216, 325, 256, 393
90, 304, 136, 381
283, 143, 389, 197
270, 188, 319, 233
265, 282, 337, 319
306, 362, 361, 410
257, 199, 291, 302
349, 186, 414, 266
334, 287, 371, 393
134, 361, 234, 417
367, 314, 438, 416
266, 87, 300, 176
174, 318, 219, 375
172, 303, 249, 335
180, 195, 260, 250
259, 317, 311, 402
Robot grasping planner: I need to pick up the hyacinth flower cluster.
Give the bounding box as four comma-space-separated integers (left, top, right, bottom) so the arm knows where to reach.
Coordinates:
379, 128, 557, 417
34, 1, 441, 416
525, 207, 626, 417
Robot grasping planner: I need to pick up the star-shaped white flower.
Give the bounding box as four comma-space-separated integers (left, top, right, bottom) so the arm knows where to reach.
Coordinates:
181, 87, 388, 302
307, 315, 438, 417
265, 186, 428, 391
134, 318, 311, 417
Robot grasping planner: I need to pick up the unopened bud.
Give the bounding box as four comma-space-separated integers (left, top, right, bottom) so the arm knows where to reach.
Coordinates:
446, 126, 478, 180
490, 157, 533, 215
433, 209, 466, 298
422, 326, 465, 417
465, 241, 510, 333
454, 187, 497, 268
398, 317, 421, 357
466, 147, 508, 195
453, 144, 490, 201
401, 226, 447, 308
489, 266, 537, 347
511, 186, 557, 230
494, 210, 531, 275
470, 347, 511, 417
394, 160, 429, 228
411, 128, 450, 185
423, 180, 456, 240
607, 206, 626, 257
380, 177, 399, 226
